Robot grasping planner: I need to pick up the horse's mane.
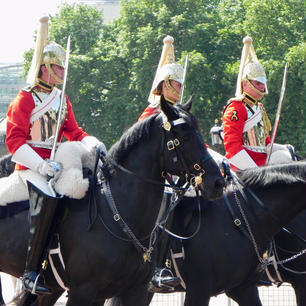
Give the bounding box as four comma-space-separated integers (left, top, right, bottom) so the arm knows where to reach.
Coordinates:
237, 161, 306, 189
107, 115, 157, 163
107, 104, 199, 163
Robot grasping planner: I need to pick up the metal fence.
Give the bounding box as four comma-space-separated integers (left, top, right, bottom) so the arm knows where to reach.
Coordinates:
0, 273, 297, 305
150, 284, 296, 306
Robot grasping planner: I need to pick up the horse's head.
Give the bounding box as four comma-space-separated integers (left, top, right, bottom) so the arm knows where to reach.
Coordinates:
159, 99, 225, 200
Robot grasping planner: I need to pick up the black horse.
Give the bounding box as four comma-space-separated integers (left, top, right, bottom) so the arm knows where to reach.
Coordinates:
110, 161, 305, 306
0, 100, 225, 306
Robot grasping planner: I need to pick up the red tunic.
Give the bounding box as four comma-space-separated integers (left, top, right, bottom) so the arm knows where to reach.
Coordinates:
138, 106, 160, 121
222, 100, 270, 167
6, 89, 88, 170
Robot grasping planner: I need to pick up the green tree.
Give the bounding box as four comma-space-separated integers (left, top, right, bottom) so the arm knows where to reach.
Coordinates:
23, 0, 305, 156
239, 0, 306, 156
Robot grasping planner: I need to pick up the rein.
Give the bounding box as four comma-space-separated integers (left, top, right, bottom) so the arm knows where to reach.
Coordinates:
157, 187, 203, 240
106, 158, 185, 191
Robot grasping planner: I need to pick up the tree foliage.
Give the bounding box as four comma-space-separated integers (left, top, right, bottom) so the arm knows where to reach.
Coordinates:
24, 0, 305, 156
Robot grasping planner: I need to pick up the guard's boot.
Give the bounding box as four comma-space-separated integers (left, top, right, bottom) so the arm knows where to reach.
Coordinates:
149, 267, 181, 293
22, 181, 59, 295
149, 193, 181, 293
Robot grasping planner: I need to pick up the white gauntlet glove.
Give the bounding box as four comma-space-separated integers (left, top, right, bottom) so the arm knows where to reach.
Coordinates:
12, 144, 62, 178
37, 160, 62, 178
81, 136, 107, 156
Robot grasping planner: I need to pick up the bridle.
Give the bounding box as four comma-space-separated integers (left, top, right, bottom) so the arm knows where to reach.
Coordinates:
94, 114, 212, 263
159, 115, 211, 188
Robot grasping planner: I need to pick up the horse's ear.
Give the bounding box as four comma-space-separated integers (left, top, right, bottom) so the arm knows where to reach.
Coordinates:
181, 94, 193, 112
160, 99, 177, 120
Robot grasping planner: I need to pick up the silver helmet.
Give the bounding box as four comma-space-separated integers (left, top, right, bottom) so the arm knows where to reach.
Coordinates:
26, 16, 66, 86
234, 36, 268, 99
148, 35, 183, 105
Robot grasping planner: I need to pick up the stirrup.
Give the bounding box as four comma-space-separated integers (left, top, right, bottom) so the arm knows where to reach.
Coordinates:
22, 272, 52, 295
151, 268, 180, 290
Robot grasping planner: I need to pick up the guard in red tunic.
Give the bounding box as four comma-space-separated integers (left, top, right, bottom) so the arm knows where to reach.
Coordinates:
222, 36, 293, 170
138, 35, 184, 292
2, 16, 105, 295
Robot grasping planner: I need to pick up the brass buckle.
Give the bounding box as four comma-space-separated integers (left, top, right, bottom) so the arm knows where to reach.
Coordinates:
165, 259, 172, 268
234, 219, 241, 226
167, 140, 175, 150
143, 253, 148, 262
163, 121, 171, 131
173, 138, 180, 147
114, 214, 120, 221
194, 164, 201, 171
42, 260, 48, 270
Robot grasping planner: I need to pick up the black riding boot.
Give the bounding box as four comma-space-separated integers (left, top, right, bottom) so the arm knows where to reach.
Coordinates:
22, 181, 59, 295
149, 234, 180, 293
149, 194, 180, 293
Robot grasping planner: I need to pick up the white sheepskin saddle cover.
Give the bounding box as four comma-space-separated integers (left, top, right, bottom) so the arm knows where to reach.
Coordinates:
0, 141, 96, 206
53, 141, 96, 199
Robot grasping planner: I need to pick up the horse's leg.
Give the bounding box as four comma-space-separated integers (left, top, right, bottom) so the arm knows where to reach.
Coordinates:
226, 285, 263, 306
119, 285, 150, 306
37, 289, 65, 306
66, 298, 105, 306
65, 289, 95, 306
292, 281, 306, 306
0, 275, 4, 306
184, 289, 210, 306
15, 292, 38, 306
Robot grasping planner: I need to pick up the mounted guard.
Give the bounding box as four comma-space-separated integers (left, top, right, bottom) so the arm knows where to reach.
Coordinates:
221, 36, 294, 170
138, 35, 185, 120
138, 35, 186, 292
1, 16, 105, 295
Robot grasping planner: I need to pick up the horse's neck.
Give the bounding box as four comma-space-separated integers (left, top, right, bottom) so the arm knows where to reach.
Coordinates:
249, 183, 305, 239
109, 147, 165, 234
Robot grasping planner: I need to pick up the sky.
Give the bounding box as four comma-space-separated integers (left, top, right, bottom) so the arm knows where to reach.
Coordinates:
0, 0, 75, 63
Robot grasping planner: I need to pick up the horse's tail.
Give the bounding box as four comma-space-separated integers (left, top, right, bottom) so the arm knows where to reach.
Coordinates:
106, 297, 123, 306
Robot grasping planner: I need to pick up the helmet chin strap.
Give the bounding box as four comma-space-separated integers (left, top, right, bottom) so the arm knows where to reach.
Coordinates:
242, 92, 259, 105
164, 79, 180, 104
45, 63, 63, 84
37, 78, 54, 92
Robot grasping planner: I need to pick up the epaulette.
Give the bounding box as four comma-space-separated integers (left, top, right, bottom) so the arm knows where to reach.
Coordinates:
222, 96, 244, 115
222, 99, 233, 115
